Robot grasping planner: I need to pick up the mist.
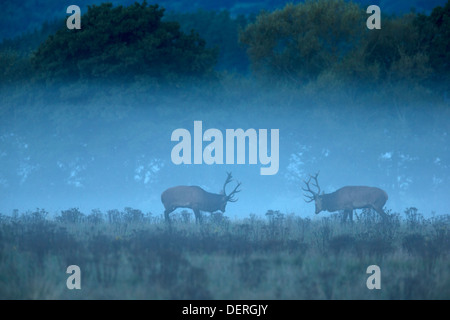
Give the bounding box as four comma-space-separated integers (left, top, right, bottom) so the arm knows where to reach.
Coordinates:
1, 82, 448, 219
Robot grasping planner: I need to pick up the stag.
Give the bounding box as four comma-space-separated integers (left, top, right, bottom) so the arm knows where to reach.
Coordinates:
161, 172, 241, 223
302, 172, 388, 222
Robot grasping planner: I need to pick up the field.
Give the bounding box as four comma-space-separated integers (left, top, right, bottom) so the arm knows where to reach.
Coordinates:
0, 207, 448, 300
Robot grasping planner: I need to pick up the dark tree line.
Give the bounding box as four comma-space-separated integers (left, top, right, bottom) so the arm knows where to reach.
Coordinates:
1, 0, 445, 41
0, 0, 448, 88
239, 0, 450, 87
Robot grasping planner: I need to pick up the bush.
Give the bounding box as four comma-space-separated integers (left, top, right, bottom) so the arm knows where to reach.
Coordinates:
164, 9, 250, 72
239, 0, 365, 83
239, 0, 445, 88
0, 50, 33, 84
1, 207, 449, 299
414, 0, 450, 84
362, 13, 432, 84
31, 1, 218, 83
57, 208, 85, 223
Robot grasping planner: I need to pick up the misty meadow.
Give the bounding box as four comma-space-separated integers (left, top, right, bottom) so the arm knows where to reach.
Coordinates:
0, 0, 449, 299
0, 207, 449, 299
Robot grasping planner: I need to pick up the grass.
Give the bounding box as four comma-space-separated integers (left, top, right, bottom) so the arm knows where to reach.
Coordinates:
0, 207, 448, 299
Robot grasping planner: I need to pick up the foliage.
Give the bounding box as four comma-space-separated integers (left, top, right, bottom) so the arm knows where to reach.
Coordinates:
31, 1, 218, 83
164, 9, 250, 72
1, 0, 445, 41
0, 208, 449, 299
1, 0, 448, 88
0, 21, 63, 84
359, 13, 434, 85
239, 0, 448, 88
239, 0, 366, 82
414, 0, 450, 84
0, 50, 33, 84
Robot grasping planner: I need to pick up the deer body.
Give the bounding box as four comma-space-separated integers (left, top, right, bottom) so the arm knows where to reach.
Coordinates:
317, 186, 388, 221
161, 172, 241, 223
162, 186, 227, 218
303, 173, 388, 222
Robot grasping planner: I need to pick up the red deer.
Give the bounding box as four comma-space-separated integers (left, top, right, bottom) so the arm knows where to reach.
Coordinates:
161, 172, 241, 223
302, 172, 388, 222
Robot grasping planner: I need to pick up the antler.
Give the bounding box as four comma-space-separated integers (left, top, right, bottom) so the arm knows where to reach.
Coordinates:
223, 172, 241, 202
222, 172, 234, 194
302, 172, 321, 203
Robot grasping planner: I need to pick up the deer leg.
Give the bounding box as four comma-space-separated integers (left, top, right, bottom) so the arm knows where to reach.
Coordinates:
342, 210, 348, 223
193, 209, 202, 224
164, 208, 174, 223
342, 210, 353, 223
374, 206, 388, 221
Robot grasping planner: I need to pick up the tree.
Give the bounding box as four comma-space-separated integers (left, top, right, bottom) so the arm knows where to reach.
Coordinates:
363, 13, 432, 84
414, 0, 450, 83
239, 0, 444, 88
31, 1, 218, 83
164, 9, 250, 72
239, 0, 365, 83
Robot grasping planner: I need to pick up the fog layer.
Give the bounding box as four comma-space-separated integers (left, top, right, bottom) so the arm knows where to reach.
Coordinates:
0, 83, 448, 218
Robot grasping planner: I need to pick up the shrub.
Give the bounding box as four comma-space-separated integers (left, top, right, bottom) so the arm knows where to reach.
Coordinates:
164, 9, 250, 72
239, 0, 365, 83
57, 208, 85, 223
31, 1, 218, 83
414, 0, 450, 84
362, 13, 433, 84
0, 50, 33, 84
239, 0, 442, 87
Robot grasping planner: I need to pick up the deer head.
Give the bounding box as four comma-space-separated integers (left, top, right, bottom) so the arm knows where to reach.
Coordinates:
220, 172, 242, 212
302, 172, 323, 214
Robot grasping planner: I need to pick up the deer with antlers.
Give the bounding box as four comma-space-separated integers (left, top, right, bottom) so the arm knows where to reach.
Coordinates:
161, 172, 241, 223
302, 172, 388, 222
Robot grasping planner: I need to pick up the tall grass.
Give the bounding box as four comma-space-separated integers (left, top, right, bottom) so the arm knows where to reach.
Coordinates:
0, 207, 448, 299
